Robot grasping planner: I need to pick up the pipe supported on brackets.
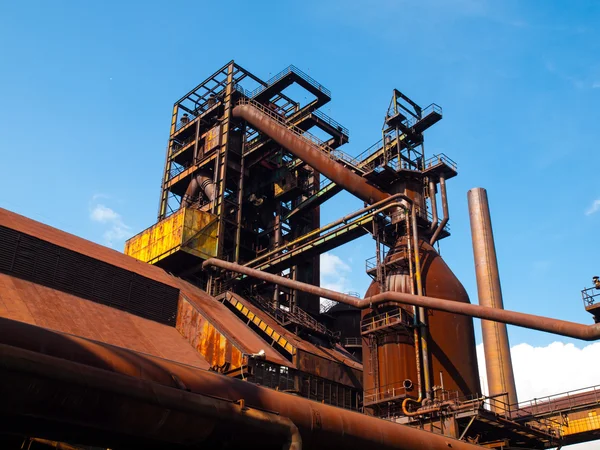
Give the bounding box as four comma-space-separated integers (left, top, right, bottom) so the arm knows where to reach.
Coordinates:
203, 259, 600, 341
232, 103, 389, 205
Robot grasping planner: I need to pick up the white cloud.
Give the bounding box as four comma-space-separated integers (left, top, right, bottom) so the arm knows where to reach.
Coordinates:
89, 201, 131, 247
90, 204, 120, 223
477, 342, 600, 449
585, 199, 600, 216
320, 252, 355, 311
321, 252, 351, 276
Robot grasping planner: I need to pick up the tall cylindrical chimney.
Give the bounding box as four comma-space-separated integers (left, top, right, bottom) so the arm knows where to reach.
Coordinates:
468, 188, 518, 409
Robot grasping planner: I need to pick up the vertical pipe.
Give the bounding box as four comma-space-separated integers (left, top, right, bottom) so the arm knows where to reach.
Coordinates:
411, 207, 431, 401
274, 207, 282, 308
467, 188, 518, 409
428, 178, 438, 233
429, 174, 448, 245
405, 211, 423, 400
234, 154, 245, 263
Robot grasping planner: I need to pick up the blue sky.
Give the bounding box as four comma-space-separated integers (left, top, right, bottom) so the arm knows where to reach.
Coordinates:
1, 0, 599, 359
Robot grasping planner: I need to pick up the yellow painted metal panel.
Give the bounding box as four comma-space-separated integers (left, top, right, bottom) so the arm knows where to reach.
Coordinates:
124, 207, 217, 264
563, 410, 600, 436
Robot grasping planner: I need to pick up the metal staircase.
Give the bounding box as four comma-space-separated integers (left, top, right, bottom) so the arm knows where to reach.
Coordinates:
242, 290, 340, 341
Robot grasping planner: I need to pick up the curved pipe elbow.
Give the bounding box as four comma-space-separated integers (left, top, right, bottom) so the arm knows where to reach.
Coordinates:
181, 173, 216, 208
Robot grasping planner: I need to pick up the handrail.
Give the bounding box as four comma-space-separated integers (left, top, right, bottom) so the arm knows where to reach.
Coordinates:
581, 286, 600, 307
312, 109, 349, 136
361, 308, 413, 334
404, 103, 442, 129
343, 337, 362, 346
424, 153, 458, 172
248, 65, 331, 99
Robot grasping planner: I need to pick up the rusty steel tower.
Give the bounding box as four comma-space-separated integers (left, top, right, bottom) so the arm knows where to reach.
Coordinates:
126, 60, 481, 427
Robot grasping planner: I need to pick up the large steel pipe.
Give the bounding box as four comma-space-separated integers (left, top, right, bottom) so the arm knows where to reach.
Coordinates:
232, 103, 389, 205
0, 318, 483, 450
0, 341, 300, 449
468, 188, 518, 408
204, 259, 600, 341
429, 174, 448, 245
182, 172, 216, 208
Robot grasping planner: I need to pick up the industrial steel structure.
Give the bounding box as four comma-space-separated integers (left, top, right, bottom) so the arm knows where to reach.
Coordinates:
0, 61, 599, 449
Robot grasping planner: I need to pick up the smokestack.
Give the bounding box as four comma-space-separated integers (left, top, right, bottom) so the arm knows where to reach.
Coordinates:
467, 188, 518, 409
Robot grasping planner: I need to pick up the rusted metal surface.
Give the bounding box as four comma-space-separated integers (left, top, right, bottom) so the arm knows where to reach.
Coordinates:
0, 317, 485, 450
175, 279, 290, 367
181, 172, 216, 207
0, 334, 300, 449
0, 207, 177, 288
204, 258, 600, 340
0, 273, 209, 369
226, 292, 363, 387
468, 188, 517, 408
429, 173, 448, 245
176, 294, 245, 370
232, 104, 390, 205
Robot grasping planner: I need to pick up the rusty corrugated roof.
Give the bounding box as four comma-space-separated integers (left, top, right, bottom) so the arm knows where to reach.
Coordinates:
0, 207, 361, 375
0, 208, 177, 288
0, 273, 210, 369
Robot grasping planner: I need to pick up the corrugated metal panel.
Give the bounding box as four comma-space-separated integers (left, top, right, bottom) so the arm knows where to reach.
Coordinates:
0, 208, 177, 288
0, 273, 210, 369
0, 225, 179, 326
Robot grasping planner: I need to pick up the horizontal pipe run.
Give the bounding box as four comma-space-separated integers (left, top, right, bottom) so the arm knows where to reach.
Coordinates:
0, 342, 300, 449
245, 193, 413, 268
203, 259, 600, 341
0, 318, 483, 450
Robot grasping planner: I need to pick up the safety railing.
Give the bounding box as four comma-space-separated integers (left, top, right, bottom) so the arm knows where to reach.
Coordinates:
424, 153, 458, 172
175, 115, 197, 132
168, 162, 188, 179
248, 65, 331, 99
312, 109, 349, 136
513, 384, 600, 419
361, 308, 414, 335
454, 392, 569, 438
246, 290, 340, 340
364, 382, 411, 405
170, 135, 196, 155
343, 337, 362, 347
581, 286, 600, 308
404, 103, 442, 129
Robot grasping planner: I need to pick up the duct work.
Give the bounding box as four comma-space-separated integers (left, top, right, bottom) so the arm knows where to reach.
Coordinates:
181, 172, 216, 208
